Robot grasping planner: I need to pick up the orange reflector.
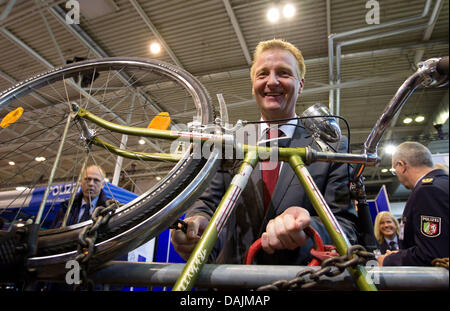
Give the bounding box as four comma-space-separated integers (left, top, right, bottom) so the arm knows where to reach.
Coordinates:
1, 107, 24, 128
148, 112, 171, 130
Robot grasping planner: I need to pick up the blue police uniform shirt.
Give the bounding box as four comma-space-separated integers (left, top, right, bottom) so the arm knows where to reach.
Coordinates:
384, 236, 399, 250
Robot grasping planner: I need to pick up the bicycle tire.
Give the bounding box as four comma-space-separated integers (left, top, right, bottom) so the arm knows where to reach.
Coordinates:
0, 58, 218, 280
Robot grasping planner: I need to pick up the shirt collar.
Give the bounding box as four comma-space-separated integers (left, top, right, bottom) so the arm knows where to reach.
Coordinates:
81, 195, 99, 209
259, 115, 298, 139
384, 235, 398, 244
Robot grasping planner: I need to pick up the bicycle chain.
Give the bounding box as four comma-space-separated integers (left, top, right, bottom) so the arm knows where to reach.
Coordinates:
256, 245, 375, 291
74, 199, 120, 290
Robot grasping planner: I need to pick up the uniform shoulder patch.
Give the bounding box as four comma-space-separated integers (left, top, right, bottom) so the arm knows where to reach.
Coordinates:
420, 215, 441, 238
421, 178, 434, 184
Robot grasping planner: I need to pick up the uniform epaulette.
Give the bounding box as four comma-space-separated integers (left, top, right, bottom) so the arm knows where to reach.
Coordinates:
421, 177, 434, 184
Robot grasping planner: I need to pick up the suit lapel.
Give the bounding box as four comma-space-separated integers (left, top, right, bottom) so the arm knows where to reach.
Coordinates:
235, 123, 265, 216
67, 194, 83, 225
68, 205, 80, 225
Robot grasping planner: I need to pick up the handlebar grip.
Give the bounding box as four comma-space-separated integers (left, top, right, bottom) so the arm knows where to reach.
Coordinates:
437, 56, 449, 75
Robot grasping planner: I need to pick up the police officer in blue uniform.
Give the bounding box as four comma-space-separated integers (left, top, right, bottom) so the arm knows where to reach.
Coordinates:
378, 142, 449, 266
51, 165, 108, 228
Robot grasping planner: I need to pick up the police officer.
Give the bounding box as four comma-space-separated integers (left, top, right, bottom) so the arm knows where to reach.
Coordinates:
378, 142, 449, 266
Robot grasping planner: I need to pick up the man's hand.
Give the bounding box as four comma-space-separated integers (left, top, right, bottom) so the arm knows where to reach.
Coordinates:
377, 249, 399, 266
261, 206, 310, 254
170, 215, 209, 260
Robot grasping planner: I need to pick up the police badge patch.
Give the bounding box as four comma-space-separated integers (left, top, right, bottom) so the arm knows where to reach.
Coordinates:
420, 216, 441, 238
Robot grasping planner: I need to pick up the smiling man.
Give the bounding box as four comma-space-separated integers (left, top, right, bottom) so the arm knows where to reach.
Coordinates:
250, 41, 305, 122
171, 39, 358, 266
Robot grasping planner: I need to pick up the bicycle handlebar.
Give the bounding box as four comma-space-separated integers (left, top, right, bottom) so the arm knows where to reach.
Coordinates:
352, 56, 449, 181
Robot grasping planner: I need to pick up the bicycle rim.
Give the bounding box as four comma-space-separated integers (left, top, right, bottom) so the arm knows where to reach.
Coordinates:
0, 58, 216, 279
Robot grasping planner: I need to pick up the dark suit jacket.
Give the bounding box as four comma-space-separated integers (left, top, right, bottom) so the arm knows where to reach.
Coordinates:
51, 189, 109, 228
383, 169, 449, 266
187, 121, 358, 265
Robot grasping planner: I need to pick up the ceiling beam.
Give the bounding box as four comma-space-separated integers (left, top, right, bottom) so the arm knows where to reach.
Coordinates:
49, 4, 176, 120
222, 0, 252, 66
0, 26, 165, 153
0, 0, 16, 22
49, 5, 108, 58
414, 0, 445, 64
0, 26, 53, 68
39, 7, 65, 65
128, 0, 183, 68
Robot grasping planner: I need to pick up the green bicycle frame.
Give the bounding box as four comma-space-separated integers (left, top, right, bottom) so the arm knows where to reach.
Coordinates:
77, 108, 377, 291
172, 146, 377, 291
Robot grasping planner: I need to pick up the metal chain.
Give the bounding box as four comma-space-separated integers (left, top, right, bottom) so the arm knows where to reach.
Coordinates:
74, 199, 120, 290
256, 245, 375, 291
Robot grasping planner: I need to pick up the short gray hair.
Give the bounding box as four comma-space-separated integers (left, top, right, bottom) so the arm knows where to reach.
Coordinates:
393, 142, 433, 168
83, 165, 106, 181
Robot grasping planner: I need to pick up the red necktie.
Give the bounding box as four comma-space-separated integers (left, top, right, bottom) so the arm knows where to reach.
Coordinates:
262, 128, 282, 213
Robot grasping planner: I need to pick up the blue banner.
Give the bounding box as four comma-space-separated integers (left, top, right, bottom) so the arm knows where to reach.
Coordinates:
1, 182, 138, 228
368, 184, 391, 223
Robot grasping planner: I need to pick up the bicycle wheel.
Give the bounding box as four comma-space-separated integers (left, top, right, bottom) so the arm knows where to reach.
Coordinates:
0, 58, 218, 280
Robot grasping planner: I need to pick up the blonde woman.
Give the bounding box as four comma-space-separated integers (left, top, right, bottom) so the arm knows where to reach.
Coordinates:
374, 211, 401, 254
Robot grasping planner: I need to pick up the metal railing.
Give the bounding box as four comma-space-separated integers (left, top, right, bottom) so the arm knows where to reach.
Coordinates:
86, 261, 449, 290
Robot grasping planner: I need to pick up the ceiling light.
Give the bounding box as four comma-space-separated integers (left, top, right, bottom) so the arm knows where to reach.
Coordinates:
16, 186, 28, 191
414, 115, 425, 123
267, 7, 280, 23
435, 110, 449, 125
403, 117, 413, 124
155, 176, 161, 181
282, 3, 295, 18
35, 156, 46, 162
8, 161, 15, 166
384, 144, 397, 155
138, 139, 145, 145
150, 42, 161, 54
381, 168, 388, 173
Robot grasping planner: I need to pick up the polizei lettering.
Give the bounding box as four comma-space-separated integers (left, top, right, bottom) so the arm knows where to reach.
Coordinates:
224, 295, 270, 307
